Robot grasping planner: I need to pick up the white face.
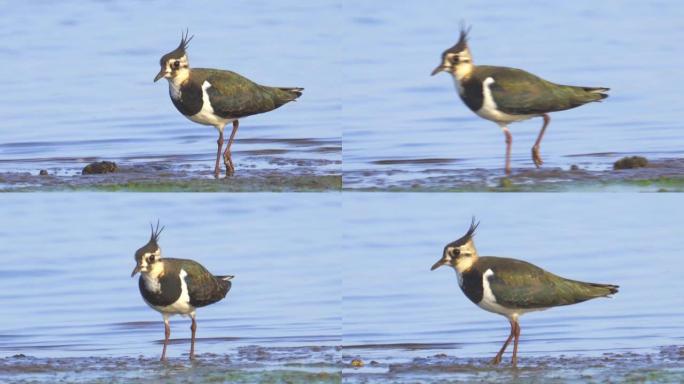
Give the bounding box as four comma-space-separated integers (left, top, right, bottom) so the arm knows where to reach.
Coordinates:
446, 239, 478, 273
137, 248, 161, 273
160, 55, 189, 81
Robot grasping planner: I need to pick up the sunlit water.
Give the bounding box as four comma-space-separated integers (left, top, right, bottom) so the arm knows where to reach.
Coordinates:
0, 1, 340, 176
342, 0, 684, 188
342, 194, 684, 367
0, 194, 341, 359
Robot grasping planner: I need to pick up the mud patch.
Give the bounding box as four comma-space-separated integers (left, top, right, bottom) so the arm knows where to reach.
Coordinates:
0, 345, 341, 384
0, 160, 341, 192
342, 345, 684, 384
344, 158, 684, 192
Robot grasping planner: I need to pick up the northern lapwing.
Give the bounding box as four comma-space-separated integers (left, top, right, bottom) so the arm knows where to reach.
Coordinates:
154, 31, 303, 178
131, 222, 233, 360
431, 26, 609, 175
430, 218, 618, 367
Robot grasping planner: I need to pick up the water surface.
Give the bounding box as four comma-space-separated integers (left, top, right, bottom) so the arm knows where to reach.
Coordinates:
0, 1, 341, 189
0, 194, 341, 360
342, 0, 684, 189
342, 194, 684, 381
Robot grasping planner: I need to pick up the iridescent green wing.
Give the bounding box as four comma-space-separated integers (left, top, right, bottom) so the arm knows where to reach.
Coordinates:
483, 257, 609, 309
478, 66, 604, 115
198, 69, 298, 118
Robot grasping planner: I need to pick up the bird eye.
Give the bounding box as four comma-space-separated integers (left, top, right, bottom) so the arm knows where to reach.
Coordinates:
172, 61, 180, 69
450, 248, 461, 257
149, 255, 155, 262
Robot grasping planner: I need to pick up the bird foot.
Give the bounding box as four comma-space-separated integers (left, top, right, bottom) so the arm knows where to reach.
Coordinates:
531, 146, 544, 168
490, 355, 503, 365
224, 153, 235, 177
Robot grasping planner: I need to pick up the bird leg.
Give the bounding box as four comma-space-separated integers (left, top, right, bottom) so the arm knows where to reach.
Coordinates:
161, 315, 170, 361
214, 131, 224, 179
223, 120, 240, 177
501, 126, 512, 175
491, 318, 515, 365
189, 313, 197, 360
511, 320, 521, 367
531, 114, 550, 168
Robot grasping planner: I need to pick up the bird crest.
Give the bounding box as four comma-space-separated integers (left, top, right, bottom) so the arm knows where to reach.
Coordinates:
149, 220, 165, 246
446, 23, 471, 54
449, 216, 479, 247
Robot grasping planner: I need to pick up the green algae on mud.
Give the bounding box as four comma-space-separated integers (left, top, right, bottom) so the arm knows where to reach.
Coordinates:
341, 345, 684, 384
0, 346, 342, 384
343, 158, 684, 192
0, 167, 341, 192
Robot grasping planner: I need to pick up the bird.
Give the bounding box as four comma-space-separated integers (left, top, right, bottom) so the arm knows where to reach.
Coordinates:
430, 218, 618, 367
130, 222, 233, 360
431, 26, 609, 175
154, 30, 303, 178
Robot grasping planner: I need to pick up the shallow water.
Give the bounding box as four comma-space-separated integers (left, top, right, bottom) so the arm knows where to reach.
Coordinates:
0, 194, 341, 359
342, 194, 684, 380
0, 1, 340, 185
342, 0, 684, 188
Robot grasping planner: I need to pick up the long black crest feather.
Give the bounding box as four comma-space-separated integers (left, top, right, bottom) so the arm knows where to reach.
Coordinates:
178, 28, 194, 52
149, 220, 165, 243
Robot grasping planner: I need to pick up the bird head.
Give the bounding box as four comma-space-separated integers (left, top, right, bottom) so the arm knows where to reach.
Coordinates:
131, 221, 165, 277
154, 30, 193, 83
431, 25, 473, 80
431, 217, 479, 272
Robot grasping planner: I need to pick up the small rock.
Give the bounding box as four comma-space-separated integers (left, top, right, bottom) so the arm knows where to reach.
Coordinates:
12, 353, 26, 358
351, 358, 364, 368
82, 161, 118, 175
613, 156, 648, 170
39, 169, 49, 176
570, 164, 580, 171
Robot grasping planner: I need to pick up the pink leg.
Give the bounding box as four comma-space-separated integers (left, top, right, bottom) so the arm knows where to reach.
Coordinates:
502, 126, 512, 175
491, 319, 515, 365
189, 314, 197, 360
511, 320, 521, 367
531, 114, 550, 168
161, 316, 170, 361
214, 131, 224, 179
223, 120, 240, 176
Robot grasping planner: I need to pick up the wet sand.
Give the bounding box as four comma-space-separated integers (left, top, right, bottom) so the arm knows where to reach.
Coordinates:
343, 158, 684, 192
1, 346, 341, 384
3, 346, 681, 383
0, 157, 341, 192
342, 345, 684, 384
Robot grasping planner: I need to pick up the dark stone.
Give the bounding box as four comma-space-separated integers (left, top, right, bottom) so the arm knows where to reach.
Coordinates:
613, 156, 648, 170
570, 164, 580, 171
82, 161, 118, 175
39, 169, 48, 176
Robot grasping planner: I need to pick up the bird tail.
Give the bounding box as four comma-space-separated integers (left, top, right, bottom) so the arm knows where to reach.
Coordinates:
586, 282, 619, 297
583, 86, 610, 101
217, 275, 234, 281
279, 87, 304, 100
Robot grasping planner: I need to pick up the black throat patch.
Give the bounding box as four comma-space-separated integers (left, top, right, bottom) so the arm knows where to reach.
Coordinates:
460, 267, 484, 304
459, 76, 484, 112
139, 272, 182, 307
171, 78, 204, 117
